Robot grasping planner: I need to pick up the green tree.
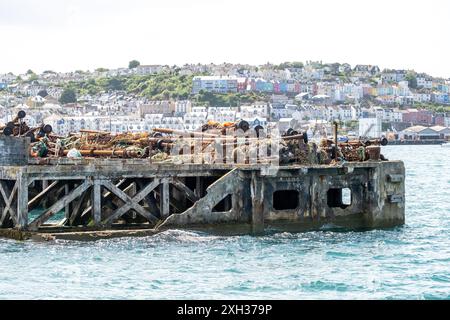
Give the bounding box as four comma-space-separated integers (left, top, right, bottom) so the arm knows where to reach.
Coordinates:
107, 78, 124, 91
29, 74, 39, 82
405, 72, 417, 89
129, 60, 141, 69
95, 68, 109, 73
26, 69, 34, 75
59, 88, 77, 104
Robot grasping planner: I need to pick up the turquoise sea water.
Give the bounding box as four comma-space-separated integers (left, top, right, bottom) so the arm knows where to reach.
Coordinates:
0, 145, 449, 300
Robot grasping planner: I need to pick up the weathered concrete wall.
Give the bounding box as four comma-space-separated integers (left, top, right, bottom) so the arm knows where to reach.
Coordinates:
159, 169, 244, 227
363, 161, 405, 228
255, 162, 405, 229
159, 161, 405, 231
0, 160, 405, 235
0, 137, 29, 166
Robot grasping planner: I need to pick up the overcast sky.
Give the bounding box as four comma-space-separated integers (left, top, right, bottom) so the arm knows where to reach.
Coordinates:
0, 0, 449, 77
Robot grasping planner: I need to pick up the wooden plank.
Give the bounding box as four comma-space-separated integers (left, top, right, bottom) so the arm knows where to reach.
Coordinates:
0, 181, 10, 205
28, 181, 59, 210
102, 179, 160, 224
0, 183, 4, 225
102, 180, 135, 203
69, 188, 89, 226
0, 181, 18, 226
136, 180, 160, 218
129, 203, 158, 223
65, 184, 70, 220
78, 179, 127, 221
28, 180, 93, 231
103, 179, 161, 207
172, 178, 199, 203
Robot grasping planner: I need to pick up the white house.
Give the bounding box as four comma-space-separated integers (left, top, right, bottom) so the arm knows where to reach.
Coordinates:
135, 65, 163, 75
175, 100, 192, 114
240, 104, 269, 118
413, 93, 432, 103
351, 106, 362, 120
270, 105, 289, 120
184, 111, 208, 131
417, 77, 433, 89
207, 107, 237, 124
338, 106, 353, 121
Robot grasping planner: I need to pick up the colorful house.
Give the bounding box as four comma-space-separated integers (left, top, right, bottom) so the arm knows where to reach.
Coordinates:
279, 82, 288, 93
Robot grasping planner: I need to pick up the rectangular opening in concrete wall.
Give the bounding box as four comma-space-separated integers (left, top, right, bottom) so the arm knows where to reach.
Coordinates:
327, 188, 352, 209
273, 190, 299, 210
213, 194, 233, 212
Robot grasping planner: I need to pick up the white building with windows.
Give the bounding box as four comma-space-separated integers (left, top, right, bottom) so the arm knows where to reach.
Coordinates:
373, 107, 403, 123
175, 100, 192, 114
184, 111, 208, 131
413, 92, 432, 103
240, 104, 269, 118
192, 76, 239, 94
417, 76, 433, 89
134, 65, 164, 75
207, 107, 237, 123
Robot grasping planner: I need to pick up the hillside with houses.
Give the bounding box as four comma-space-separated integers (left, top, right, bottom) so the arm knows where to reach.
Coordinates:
1, 61, 449, 142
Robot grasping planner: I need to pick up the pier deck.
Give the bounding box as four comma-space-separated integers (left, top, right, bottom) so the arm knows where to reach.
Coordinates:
0, 136, 405, 241
0, 159, 405, 241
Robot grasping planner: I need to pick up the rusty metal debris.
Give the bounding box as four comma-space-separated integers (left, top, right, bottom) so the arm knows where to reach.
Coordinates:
2, 111, 388, 164
0, 111, 54, 139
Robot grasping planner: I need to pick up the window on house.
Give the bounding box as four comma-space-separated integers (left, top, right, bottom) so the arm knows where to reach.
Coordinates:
273, 190, 299, 210
327, 188, 352, 209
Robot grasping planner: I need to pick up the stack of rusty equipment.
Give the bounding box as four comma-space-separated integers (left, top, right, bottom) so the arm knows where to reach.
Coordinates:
338, 138, 388, 161
29, 130, 151, 159
0, 110, 53, 141
319, 122, 388, 163
3, 114, 387, 164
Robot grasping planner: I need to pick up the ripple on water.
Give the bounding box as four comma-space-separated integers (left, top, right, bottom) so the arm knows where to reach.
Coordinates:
0, 146, 449, 299
302, 280, 359, 292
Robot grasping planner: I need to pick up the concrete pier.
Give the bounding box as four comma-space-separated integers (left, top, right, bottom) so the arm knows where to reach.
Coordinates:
0, 137, 405, 241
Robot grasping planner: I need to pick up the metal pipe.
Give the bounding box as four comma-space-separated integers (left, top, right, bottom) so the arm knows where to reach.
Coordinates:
62, 149, 145, 158
153, 128, 220, 138
79, 129, 110, 135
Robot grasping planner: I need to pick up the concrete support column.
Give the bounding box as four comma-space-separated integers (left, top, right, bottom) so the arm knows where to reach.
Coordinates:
92, 181, 102, 226
195, 177, 203, 198
250, 171, 264, 235
16, 172, 28, 230
160, 179, 170, 218
41, 180, 49, 208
